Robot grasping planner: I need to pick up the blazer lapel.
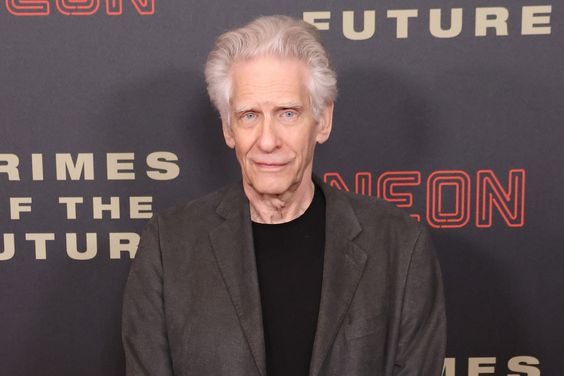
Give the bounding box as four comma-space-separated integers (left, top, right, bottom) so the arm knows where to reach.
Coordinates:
209, 181, 266, 376
208, 176, 368, 376
309, 174, 368, 376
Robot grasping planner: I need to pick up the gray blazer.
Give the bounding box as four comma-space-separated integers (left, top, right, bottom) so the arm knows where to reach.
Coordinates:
122, 174, 446, 376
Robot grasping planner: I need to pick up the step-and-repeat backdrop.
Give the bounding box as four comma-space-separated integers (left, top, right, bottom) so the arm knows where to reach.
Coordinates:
1, 1, 562, 375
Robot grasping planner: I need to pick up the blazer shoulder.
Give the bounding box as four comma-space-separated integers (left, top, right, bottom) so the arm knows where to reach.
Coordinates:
327, 184, 424, 238
151, 182, 235, 231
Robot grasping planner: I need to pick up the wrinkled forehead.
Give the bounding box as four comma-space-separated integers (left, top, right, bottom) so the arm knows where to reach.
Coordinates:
229, 55, 312, 110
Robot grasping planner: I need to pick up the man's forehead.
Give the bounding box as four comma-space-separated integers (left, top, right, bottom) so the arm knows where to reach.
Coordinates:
231, 54, 308, 75
229, 56, 310, 111
231, 90, 308, 112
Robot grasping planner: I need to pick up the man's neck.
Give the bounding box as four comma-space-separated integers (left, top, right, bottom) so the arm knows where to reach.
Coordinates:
244, 176, 315, 224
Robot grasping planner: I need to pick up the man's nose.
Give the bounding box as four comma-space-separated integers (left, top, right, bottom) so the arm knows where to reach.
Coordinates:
256, 116, 280, 152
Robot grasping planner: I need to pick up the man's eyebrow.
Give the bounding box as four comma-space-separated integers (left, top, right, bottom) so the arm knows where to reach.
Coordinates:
233, 103, 304, 113
275, 103, 304, 110
233, 106, 256, 114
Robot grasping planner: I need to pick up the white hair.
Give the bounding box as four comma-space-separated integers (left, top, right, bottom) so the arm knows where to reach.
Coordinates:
204, 15, 337, 125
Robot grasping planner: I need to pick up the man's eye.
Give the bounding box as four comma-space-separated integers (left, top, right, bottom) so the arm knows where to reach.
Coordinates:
242, 112, 256, 120
281, 110, 296, 119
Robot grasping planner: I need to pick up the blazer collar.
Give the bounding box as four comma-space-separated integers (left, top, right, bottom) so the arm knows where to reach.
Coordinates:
209, 173, 368, 376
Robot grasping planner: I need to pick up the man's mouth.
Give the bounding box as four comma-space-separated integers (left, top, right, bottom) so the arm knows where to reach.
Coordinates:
254, 161, 288, 170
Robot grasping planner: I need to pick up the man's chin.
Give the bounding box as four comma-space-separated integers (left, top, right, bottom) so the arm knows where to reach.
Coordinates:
247, 177, 294, 196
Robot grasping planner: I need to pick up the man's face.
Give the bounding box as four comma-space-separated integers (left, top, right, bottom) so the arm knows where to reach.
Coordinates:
223, 55, 333, 196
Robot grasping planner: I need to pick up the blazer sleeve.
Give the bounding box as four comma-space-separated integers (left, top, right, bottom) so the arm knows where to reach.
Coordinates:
393, 226, 447, 376
121, 216, 175, 376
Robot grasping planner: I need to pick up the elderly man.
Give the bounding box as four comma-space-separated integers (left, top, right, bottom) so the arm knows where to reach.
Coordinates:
122, 15, 446, 376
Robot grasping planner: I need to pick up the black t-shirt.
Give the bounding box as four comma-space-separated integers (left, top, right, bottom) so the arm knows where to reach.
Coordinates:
251, 182, 326, 376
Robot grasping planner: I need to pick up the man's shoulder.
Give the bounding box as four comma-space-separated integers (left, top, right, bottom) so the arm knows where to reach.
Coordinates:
324, 183, 424, 237
324, 184, 430, 266
152, 181, 238, 230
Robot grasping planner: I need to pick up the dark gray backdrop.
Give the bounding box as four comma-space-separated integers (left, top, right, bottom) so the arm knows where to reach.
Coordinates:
1, 1, 562, 375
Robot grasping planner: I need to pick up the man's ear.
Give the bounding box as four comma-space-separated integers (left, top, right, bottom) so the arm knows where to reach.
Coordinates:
221, 116, 235, 149
315, 102, 334, 144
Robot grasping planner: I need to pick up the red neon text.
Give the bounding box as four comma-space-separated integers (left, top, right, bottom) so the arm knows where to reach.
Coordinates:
5, 0, 154, 16
324, 169, 526, 229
